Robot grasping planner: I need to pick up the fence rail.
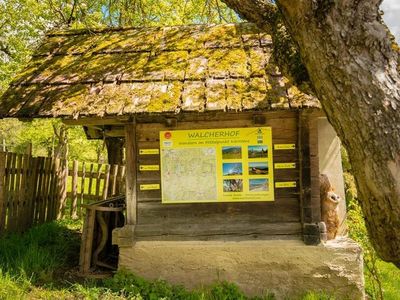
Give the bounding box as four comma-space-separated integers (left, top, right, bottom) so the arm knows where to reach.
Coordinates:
0, 151, 125, 234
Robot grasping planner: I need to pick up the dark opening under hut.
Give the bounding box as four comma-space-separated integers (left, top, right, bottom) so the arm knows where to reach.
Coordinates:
0, 23, 364, 298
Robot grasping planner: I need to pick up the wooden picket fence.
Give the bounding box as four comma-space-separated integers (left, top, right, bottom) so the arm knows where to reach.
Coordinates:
0, 152, 66, 234
64, 160, 125, 218
0, 151, 125, 235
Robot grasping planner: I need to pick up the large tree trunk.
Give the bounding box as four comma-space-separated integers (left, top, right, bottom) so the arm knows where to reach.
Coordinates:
223, 0, 400, 266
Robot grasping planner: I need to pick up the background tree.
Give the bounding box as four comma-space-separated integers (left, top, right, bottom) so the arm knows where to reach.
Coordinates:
221, 0, 400, 266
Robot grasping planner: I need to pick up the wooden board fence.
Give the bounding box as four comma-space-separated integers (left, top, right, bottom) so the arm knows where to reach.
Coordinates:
0, 152, 66, 234
0, 152, 125, 234
64, 160, 125, 218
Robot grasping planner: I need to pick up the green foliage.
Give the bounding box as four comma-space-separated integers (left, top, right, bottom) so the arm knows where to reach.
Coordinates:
0, 118, 106, 162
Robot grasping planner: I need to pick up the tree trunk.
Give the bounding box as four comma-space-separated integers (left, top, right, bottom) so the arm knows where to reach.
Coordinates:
223, 0, 400, 266
105, 137, 124, 195
105, 137, 124, 165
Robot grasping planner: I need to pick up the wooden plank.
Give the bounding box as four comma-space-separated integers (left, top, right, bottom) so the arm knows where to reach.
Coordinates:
110, 164, 118, 196
135, 222, 302, 239
19, 154, 29, 231
39, 157, 51, 224
299, 111, 320, 225
4, 153, 12, 231
13, 154, 22, 232
125, 122, 137, 224
63, 116, 130, 126
80, 161, 86, 216
48, 158, 60, 222
137, 199, 300, 225
26, 157, 38, 228
119, 166, 126, 195
309, 117, 321, 222
79, 208, 96, 274
71, 160, 79, 219
7, 153, 17, 232
56, 159, 68, 219
88, 163, 94, 200
45, 157, 53, 223
102, 164, 111, 200
95, 163, 103, 201
137, 234, 302, 241
0, 152, 6, 232
136, 118, 298, 142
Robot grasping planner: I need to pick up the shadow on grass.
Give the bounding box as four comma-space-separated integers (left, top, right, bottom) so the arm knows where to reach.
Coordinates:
0, 219, 82, 286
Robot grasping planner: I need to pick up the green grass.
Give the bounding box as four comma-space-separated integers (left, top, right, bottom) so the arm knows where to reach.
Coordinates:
0, 220, 336, 300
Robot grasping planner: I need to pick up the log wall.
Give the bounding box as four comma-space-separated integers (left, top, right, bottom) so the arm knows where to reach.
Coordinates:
125, 111, 320, 241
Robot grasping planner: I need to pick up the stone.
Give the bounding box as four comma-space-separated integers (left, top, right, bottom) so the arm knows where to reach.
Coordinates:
117, 237, 364, 299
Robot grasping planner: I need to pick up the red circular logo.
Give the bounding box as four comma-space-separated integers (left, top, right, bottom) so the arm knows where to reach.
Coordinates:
164, 132, 172, 139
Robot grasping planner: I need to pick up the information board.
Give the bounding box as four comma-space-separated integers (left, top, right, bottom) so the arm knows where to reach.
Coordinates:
160, 127, 274, 203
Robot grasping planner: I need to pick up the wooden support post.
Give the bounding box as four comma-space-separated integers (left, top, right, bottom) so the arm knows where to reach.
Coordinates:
125, 121, 137, 225
299, 110, 321, 245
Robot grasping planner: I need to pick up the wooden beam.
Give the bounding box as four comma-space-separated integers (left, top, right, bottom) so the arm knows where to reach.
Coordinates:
62, 116, 131, 126
299, 110, 321, 245
125, 120, 137, 225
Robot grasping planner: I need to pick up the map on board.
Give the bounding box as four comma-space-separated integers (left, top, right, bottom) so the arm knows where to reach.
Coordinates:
161, 148, 217, 202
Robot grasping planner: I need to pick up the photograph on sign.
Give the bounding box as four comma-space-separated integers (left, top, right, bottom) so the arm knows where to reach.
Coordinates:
222, 146, 242, 159
222, 163, 243, 176
248, 162, 269, 175
160, 127, 274, 203
249, 179, 269, 192
223, 179, 243, 192
248, 145, 268, 158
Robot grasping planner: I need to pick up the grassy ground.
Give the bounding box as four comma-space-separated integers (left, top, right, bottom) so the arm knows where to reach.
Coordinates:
0, 219, 338, 300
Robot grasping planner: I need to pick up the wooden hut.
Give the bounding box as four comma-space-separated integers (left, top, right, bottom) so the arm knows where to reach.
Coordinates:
0, 23, 363, 298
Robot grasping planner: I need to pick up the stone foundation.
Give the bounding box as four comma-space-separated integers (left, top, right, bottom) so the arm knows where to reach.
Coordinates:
115, 235, 364, 299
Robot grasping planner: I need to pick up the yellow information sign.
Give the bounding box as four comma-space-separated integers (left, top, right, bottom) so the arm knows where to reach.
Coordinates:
139, 149, 160, 155
275, 181, 297, 188
140, 184, 160, 190
160, 127, 274, 203
274, 163, 296, 169
139, 165, 160, 171
274, 144, 296, 150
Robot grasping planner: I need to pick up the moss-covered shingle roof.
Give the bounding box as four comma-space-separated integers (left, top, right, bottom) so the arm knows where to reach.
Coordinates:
0, 23, 319, 118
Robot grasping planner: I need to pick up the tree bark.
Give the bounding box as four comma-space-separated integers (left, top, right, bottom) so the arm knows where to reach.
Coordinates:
223, 0, 400, 266
105, 137, 124, 196
105, 137, 124, 166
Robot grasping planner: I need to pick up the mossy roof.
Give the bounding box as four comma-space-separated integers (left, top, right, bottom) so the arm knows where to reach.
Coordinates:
0, 23, 319, 119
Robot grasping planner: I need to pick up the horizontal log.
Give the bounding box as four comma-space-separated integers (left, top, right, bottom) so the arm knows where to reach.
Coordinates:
135, 233, 302, 241
135, 221, 302, 239
138, 198, 300, 224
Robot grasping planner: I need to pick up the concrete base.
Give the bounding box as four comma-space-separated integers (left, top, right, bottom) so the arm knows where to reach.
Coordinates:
118, 237, 364, 299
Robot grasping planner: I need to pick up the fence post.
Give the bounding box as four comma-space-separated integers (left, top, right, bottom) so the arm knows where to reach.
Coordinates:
79, 162, 86, 217
71, 160, 79, 219
0, 152, 6, 232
